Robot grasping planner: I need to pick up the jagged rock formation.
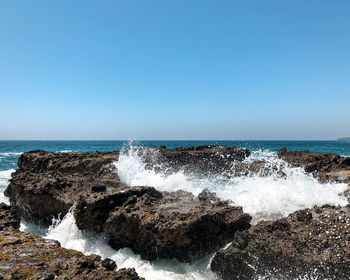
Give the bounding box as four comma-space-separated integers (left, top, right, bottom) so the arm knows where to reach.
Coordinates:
278, 147, 350, 183
5, 150, 121, 225
143, 145, 250, 175
75, 187, 251, 262
0, 204, 143, 280
211, 205, 350, 280
5, 146, 252, 262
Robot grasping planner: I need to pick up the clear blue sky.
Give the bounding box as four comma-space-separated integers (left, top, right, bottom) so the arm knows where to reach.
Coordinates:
1, 0, 349, 140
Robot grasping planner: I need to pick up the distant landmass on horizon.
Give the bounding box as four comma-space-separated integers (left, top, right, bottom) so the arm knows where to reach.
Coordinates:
338, 137, 350, 141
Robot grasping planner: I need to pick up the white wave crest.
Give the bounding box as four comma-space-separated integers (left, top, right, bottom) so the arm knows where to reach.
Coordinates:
116, 147, 348, 224
116, 147, 204, 194
0, 152, 23, 156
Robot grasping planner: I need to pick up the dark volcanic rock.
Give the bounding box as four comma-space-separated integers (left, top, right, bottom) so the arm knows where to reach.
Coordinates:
6, 147, 252, 262
211, 205, 350, 280
0, 231, 143, 280
278, 147, 350, 175
5, 150, 122, 225
0, 203, 20, 231
278, 147, 350, 185
76, 188, 251, 262
0, 204, 143, 280
198, 188, 221, 203
17, 150, 119, 174
141, 145, 250, 175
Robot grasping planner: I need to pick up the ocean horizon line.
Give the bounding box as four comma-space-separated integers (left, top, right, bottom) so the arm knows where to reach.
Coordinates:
0, 139, 345, 142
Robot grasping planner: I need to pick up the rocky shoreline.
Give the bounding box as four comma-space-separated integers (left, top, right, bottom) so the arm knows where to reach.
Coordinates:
0, 203, 143, 280
2, 145, 350, 279
278, 147, 350, 184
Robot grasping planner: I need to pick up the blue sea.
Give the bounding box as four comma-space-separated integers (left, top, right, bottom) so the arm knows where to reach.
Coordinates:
1, 140, 350, 280
1, 140, 350, 172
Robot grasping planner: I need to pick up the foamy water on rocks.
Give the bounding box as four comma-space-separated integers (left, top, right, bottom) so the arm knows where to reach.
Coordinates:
0, 169, 14, 204
0, 143, 349, 280
41, 209, 217, 280
116, 146, 348, 224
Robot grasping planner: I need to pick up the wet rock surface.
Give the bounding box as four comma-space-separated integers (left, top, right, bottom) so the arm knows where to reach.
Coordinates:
76, 187, 251, 262
0, 203, 20, 231
211, 205, 350, 280
140, 145, 250, 175
6, 146, 252, 262
0, 204, 143, 280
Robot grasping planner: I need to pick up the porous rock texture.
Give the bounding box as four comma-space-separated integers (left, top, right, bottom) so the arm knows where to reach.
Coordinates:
0, 203, 143, 280
0, 203, 20, 231
278, 147, 350, 183
5, 150, 121, 225
211, 205, 350, 280
75, 188, 251, 262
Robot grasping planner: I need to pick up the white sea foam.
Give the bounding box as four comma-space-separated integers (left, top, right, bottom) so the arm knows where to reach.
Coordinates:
20, 220, 48, 235
0, 169, 15, 204
0, 152, 23, 156
0, 169, 15, 186
44, 209, 216, 280
41, 207, 329, 280
116, 147, 203, 194
116, 147, 348, 223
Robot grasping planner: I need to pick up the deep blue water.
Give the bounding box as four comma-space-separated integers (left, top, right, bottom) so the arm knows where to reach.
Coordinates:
1, 140, 350, 172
